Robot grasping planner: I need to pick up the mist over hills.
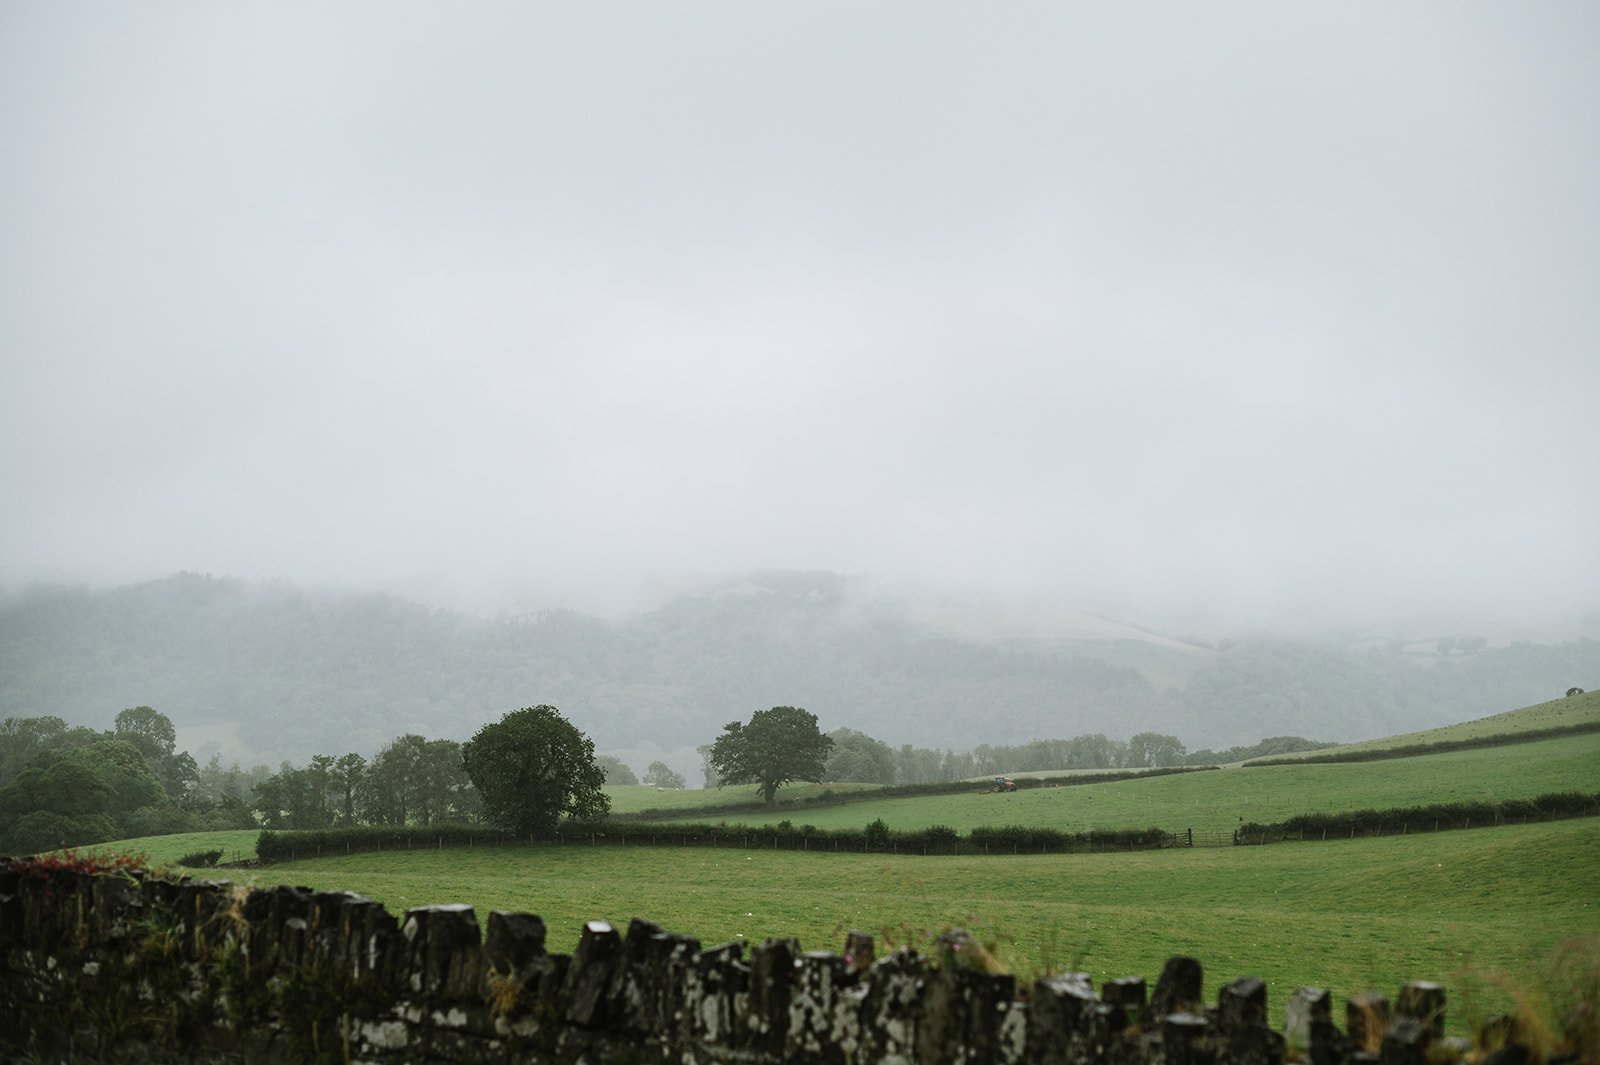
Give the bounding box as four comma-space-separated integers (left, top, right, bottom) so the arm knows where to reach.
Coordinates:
1, 571, 1595, 770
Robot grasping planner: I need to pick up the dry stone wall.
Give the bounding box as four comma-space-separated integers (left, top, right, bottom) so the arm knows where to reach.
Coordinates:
0, 858, 1558, 1063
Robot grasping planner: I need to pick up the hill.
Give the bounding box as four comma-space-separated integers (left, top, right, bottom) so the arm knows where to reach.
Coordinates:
2, 572, 1596, 764
659, 731, 1600, 836
1245, 687, 1600, 761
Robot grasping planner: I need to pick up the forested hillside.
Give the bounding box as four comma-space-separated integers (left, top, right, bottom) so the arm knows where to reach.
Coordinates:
1, 572, 1595, 764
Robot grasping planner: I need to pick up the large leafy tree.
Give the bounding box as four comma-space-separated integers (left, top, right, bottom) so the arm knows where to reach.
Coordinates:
72, 740, 166, 820
823, 727, 896, 785
1125, 731, 1186, 768
595, 754, 639, 786
461, 706, 608, 836
113, 705, 176, 762
363, 734, 428, 825
0, 738, 166, 851
253, 760, 332, 829
0, 715, 101, 787
331, 753, 367, 826
642, 760, 686, 789
414, 739, 476, 826
113, 706, 198, 799
708, 706, 834, 805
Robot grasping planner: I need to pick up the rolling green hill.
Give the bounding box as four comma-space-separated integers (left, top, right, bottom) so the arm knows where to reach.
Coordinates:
654, 732, 1600, 835
1246, 688, 1600, 761
76, 704, 1600, 1038
74, 828, 262, 867
604, 781, 883, 815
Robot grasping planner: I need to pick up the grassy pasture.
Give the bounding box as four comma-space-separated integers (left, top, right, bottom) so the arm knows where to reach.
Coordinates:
73, 828, 263, 868
604, 780, 883, 815
78, 722, 1600, 1038
1251, 689, 1600, 761
652, 732, 1600, 835
227, 819, 1599, 1034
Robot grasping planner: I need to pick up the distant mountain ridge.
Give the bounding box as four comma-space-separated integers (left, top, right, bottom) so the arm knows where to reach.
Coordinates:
1, 572, 1596, 765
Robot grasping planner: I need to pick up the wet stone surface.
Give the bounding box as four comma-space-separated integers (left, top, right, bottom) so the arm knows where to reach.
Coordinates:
0, 858, 1557, 1064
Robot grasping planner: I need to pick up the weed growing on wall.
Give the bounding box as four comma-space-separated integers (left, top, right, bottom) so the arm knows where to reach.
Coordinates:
1451, 933, 1600, 1063
11, 847, 150, 879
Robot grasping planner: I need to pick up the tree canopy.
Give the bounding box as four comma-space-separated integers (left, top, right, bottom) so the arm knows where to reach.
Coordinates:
642, 760, 686, 789
461, 706, 609, 836
114, 705, 197, 799
1124, 731, 1187, 768
823, 727, 897, 785
708, 706, 833, 804
0, 737, 166, 852
113, 705, 176, 762
595, 754, 639, 786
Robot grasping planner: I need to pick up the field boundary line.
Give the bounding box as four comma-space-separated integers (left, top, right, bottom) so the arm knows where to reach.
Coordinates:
612, 765, 1220, 823
245, 790, 1600, 864
1242, 720, 1600, 768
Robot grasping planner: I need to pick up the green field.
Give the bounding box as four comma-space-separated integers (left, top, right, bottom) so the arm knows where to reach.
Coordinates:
75, 719, 1600, 1038
1251, 689, 1600, 760
214, 819, 1600, 1034
649, 732, 1600, 835
604, 780, 883, 815
75, 829, 263, 868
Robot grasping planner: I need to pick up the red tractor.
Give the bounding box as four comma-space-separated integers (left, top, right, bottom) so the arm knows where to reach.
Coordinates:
991, 776, 1017, 793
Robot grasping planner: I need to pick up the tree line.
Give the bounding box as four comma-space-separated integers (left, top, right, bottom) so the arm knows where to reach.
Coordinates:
251, 735, 479, 829
0, 702, 695, 850
1, 698, 1335, 855
0, 707, 259, 854
752, 728, 1334, 788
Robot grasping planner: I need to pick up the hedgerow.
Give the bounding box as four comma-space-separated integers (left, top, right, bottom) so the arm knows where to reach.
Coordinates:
1240, 721, 1600, 768
176, 849, 224, 868
256, 823, 511, 862
1234, 790, 1600, 844
253, 788, 1600, 862
255, 818, 1178, 861
560, 819, 1175, 855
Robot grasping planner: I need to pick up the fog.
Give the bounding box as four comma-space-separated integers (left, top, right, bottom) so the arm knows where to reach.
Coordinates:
3, 3, 1597, 632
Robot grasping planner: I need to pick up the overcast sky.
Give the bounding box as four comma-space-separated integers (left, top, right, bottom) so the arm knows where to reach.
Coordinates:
3, 3, 1596, 629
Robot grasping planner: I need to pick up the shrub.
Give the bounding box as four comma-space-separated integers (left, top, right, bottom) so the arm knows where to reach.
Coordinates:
176, 849, 224, 868
970, 825, 1061, 852
899, 824, 960, 854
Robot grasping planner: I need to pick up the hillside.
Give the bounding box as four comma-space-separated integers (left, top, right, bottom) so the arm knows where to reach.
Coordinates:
2, 572, 1596, 764
656, 731, 1600, 836
1246, 687, 1600, 761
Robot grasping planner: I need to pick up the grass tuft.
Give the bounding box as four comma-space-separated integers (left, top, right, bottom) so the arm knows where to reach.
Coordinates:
486, 967, 526, 1017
